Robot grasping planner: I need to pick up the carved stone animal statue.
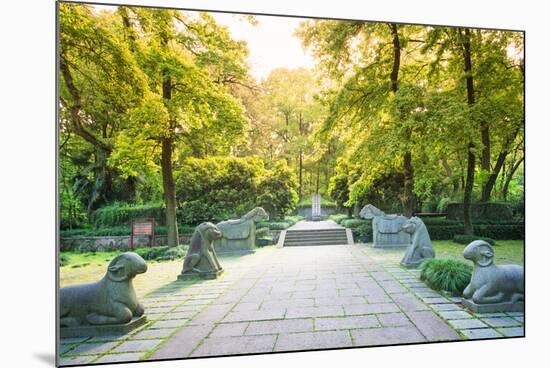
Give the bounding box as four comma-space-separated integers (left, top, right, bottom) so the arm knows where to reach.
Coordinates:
215, 207, 269, 252
463, 240, 524, 304
181, 222, 223, 277
400, 216, 435, 268
60, 252, 147, 327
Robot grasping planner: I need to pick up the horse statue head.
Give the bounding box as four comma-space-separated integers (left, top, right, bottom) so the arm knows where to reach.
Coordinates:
242, 207, 269, 222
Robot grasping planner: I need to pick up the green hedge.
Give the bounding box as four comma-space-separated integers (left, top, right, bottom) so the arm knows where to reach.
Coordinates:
423, 223, 523, 240
446, 202, 513, 221
328, 214, 352, 224
92, 202, 165, 227
453, 235, 495, 245
135, 245, 187, 261
256, 215, 304, 231
336, 216, 524, 240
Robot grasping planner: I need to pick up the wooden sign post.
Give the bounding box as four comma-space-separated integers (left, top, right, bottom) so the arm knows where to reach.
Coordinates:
130, 218, 156, 249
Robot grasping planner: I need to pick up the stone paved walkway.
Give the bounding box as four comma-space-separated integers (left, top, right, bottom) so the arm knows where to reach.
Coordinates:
59, 245, 524, 366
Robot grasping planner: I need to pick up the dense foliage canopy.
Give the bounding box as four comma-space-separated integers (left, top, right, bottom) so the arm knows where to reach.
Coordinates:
59, 4, 524, 239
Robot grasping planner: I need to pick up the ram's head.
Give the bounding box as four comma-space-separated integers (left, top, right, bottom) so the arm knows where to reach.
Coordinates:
463, 240, 495, 267
107, 252, 148, 282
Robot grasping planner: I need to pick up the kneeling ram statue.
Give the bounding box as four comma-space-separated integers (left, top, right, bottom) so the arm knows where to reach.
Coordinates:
462, 240, 524, 311
60, 252, 148, 327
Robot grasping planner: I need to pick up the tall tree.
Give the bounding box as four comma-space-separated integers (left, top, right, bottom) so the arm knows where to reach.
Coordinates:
298, 21, 427, 215
59, 4, 147, 217
113, 8, 249, 245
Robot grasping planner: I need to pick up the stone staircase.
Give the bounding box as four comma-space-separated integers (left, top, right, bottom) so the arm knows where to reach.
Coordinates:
283, 228, 350, 247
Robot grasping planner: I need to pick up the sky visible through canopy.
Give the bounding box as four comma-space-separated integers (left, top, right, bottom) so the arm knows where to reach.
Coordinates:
93, 4, 315, 82
210, 12, 315, 82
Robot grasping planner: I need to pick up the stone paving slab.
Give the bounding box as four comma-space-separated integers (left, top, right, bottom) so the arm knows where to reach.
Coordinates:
191, 335, 277, 356
498, 327, 524, 337
376, 312, 412, 327
405, 311, 461, 341
460, 328, 503, 339
246, 318, 314, 335
59, 244, 524, 365
351, 326, 426, 346
274, 330, 353, 351
315, 315, 379, 330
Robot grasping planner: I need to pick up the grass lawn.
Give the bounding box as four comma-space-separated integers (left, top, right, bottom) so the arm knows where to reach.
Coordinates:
432, 240, 524, 265
59, 249, 250, 289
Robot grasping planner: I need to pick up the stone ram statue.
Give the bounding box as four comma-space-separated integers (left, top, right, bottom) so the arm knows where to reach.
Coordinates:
180, 222, 224, 280
60, 252, 147, 327
462, 240, 524, 311
214, 207, 269, 253
400, 216, 435, 268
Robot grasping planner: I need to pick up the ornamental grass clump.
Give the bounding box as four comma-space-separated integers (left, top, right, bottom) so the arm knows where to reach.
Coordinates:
420, 258, 473, 295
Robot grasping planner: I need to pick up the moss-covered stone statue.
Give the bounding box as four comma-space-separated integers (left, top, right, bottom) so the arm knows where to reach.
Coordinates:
214, 207, 269, 253
462, 240, 524, 312
400, 217, 435, 268
60, 252, 148, 336
179, 222, 224, 280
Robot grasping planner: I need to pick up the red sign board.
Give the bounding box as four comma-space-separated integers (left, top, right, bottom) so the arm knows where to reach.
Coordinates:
130, 219, 156, 249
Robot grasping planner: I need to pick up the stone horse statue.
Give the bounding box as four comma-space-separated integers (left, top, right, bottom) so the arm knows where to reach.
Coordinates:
214, 207, 269, 253
359, 204, 410, 248
400, 216, 435, 268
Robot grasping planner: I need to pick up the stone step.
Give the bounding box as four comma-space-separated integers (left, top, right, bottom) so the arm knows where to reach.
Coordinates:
284, 239, 348, 245
286, 230, 346, 237
284, 241, 349, 246
284, 233, 348, 240
284, 237, 348, 244
283, 226, 350, 247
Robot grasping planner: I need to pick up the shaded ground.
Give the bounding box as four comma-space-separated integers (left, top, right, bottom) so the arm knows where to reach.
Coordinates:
59, 242, 524, 366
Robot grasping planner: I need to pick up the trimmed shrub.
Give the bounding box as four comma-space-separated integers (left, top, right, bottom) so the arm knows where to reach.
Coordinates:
420, 258, 473, 295
329, 214, 352, 224
60, 253, 69, 267
353, 222, 373, 239
453, 235, 496, 246
340, 218, 369, 229
436, 197, 452, 213
92, 202, 166, 227
256, 215, 303, 231
446, 202, 513, 221
255, 227, 270, 239
135, 245, 187, 261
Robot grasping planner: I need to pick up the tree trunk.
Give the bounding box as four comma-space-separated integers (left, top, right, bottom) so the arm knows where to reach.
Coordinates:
459, 27, 475, 236
503, 157, 524, 201
401, 151, 414, 217
464, 144, 476, 235
316, 162, 320, 194
299, 150, 303, 201
161, 70, 179, 246
480, 150, 507, 202
481, 121, 491, 173
389, 23, 414, 217
161, 137, 179, 246
441, 158, 459, 193
481, 126, 520, 202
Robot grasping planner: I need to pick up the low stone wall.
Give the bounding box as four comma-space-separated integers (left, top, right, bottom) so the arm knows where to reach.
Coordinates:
60, 233, 193, 252
61, 230, 282, 252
